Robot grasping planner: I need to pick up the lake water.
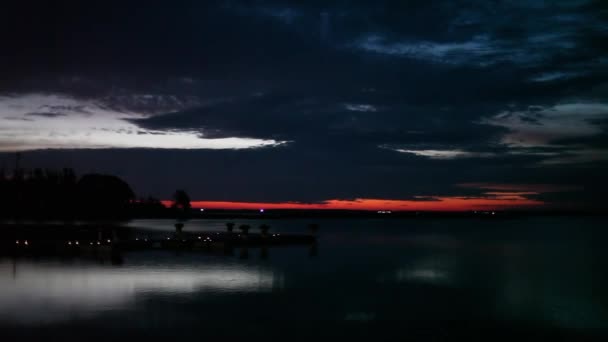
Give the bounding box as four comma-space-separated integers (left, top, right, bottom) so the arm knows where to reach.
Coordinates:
1, 217, 607, 340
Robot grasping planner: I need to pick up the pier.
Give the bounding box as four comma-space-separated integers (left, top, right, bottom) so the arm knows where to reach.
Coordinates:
0, 223, 317, 258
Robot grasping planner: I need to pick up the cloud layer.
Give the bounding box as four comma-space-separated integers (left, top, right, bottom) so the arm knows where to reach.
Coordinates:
0, 94, 284, 151
0, 0, 606, 209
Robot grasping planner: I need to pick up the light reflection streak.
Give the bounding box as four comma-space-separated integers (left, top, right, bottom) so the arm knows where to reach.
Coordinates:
0, 260, 279, 323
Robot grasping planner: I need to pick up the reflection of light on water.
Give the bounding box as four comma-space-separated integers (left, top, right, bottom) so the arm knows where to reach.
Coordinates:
392, 256, 454, 286
0, 260, 280, 324
397, 268, 449, 284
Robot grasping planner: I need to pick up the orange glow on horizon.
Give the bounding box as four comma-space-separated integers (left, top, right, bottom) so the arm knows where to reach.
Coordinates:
161, 193, 544, 211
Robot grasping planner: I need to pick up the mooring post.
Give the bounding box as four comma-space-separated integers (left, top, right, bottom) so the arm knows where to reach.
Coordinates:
239, 225, 250, 240
308, 223, 319, 237
175, 223, 184, 239
260, 224, 270, 239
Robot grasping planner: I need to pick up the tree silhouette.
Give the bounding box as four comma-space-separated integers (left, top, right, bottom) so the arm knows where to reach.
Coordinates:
131, 196, 167, 218
172, 189, 191, 219
76, 174, 135, 218
172, 190, 191, 210
0, 166, 179, 219
0, 166, 88, 219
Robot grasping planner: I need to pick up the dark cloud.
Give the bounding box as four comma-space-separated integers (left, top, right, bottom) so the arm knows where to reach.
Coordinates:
0, 0, 606, 209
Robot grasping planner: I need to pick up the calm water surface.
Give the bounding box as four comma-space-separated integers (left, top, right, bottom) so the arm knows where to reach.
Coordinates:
1, 217, 607, 340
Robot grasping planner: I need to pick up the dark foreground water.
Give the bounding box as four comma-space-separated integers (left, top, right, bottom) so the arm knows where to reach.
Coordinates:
1, 217, 607, 341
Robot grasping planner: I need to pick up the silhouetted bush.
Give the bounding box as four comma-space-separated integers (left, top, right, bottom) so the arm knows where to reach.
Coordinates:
0, 168, 149, 219
76, 174, 135, 218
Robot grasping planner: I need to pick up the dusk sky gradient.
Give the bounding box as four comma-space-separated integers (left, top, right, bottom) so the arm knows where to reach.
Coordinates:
1, 1, 607, 210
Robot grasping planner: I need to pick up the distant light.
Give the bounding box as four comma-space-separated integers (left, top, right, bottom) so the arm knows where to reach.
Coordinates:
68, 241, 72, 245
260, 208, 265, 213
198, 236, 201, 240
492, 212, 495, 215
24, 240, 29, 246
136, 238, 139, 241
167, 237, 171, 240
75, 241, 79, 245
200, 209, 205, 212
15, 240, 19, 245
107, 239, 111, 243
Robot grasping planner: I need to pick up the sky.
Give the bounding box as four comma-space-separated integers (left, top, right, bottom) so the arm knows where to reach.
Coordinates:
0, 0, 607, 211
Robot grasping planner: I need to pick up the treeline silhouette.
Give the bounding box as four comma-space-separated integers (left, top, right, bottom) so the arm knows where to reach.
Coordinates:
0, 168, 181, 219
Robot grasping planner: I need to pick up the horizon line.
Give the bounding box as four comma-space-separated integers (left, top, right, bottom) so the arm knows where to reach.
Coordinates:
160, 196, 547, 212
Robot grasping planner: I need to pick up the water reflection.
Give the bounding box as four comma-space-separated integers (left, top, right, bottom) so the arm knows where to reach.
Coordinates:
0, 257, 280, 324
309, 242, 318, 257
379, 237, 608, 332
1, 218, 606, 339
392, 256, 454, 286
260, 246, 269, 260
